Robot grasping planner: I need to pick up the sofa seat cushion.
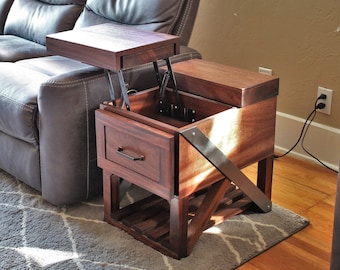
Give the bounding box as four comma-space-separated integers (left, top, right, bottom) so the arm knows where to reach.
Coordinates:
0, 63, 50, 145
17, 55, 94, 76
0, 35, 47, 62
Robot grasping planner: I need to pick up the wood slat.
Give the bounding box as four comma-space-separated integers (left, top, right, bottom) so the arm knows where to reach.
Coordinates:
112, 194, 162, 220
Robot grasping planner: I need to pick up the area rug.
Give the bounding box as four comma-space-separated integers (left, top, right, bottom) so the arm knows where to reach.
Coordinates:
0, 169, 309, 270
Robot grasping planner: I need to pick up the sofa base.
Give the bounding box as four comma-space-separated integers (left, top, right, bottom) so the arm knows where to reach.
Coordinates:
0, 131, 41, 191
0, 129, 103, 205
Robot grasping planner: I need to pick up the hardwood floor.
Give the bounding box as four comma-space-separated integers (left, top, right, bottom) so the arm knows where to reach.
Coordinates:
238, 155, 338, 270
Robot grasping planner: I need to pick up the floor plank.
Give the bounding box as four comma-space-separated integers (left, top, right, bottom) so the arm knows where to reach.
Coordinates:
238, 155, 338, 269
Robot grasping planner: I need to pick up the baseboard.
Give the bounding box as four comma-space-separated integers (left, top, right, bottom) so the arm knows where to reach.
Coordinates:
275, 111, 340, 172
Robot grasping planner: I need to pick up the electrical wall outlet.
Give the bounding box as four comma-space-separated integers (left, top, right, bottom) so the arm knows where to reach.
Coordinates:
258, 67, 273, 76
317, 86, 333, 115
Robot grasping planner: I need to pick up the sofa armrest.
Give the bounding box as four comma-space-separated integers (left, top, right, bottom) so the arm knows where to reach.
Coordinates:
38, 69, 110, 205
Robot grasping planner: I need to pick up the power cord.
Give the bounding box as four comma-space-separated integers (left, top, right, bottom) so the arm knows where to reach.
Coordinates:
275, 94, 338, 174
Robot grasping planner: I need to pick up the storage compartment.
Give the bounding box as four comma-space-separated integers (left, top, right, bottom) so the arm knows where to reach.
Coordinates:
97, 86, 277, 198
96, 87, 233, 200
109, 87, 231, 128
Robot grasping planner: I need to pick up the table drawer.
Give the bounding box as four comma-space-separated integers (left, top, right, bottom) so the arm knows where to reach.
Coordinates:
96, 110, 175, 198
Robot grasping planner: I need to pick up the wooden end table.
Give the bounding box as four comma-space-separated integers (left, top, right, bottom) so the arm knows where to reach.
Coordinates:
95, 59, 279, 259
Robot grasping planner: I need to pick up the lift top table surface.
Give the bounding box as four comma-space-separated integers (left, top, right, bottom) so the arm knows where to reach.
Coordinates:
46, 23, 179, 71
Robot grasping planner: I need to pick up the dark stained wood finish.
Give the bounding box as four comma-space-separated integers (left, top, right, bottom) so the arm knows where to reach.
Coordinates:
170, 59, 279, 107
257, 156, 274, 199
96, 109, 175, 201
187, 179, 231, 254
46, 23, 179, 71
95, 61, 279, 259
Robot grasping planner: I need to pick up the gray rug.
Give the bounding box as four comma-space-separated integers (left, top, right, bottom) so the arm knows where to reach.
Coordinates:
0, 169, 309, 270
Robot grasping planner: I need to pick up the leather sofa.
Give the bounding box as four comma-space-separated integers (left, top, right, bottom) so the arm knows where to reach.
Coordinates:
0, 0, 201, 205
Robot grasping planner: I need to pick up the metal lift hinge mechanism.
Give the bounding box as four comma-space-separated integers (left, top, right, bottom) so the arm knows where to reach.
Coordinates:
155, 59, 196, 123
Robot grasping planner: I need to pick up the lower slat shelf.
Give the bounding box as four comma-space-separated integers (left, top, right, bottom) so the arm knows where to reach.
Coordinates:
105, 184, 254, 259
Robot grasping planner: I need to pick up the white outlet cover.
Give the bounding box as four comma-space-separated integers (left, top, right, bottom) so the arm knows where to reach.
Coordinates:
317, 86, 333, 115
258, 67, 273, 76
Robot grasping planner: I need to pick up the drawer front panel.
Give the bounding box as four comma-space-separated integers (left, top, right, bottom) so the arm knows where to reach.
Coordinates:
106, 127, 163, 182
97, 110, 174, 193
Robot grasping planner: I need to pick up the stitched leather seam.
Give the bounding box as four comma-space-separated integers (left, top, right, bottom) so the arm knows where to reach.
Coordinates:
0, 95, 36, 111
166, 0, 186, 34
176, 0, 193, 37
41, 73, 105, 87
0, 125, 37, 145
83, 81, 91, 198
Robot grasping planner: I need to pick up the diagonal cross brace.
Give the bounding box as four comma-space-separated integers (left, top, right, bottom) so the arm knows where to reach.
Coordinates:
180, 127, 272, 213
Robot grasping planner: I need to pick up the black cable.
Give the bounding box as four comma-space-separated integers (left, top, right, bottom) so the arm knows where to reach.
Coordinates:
301, 104, 339, 174
275, 95, 338, 174
274, 107, 317, 158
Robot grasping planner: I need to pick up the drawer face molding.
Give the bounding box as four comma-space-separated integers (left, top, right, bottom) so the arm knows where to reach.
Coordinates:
96, 110, 175, 199
105, 125, 165, 182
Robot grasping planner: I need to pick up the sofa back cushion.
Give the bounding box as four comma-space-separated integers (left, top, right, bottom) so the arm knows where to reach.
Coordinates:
4, 0, 85, 45
75, 0, 185, 34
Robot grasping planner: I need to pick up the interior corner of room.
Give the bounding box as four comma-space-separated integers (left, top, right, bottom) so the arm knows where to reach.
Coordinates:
189, 0, 340, 172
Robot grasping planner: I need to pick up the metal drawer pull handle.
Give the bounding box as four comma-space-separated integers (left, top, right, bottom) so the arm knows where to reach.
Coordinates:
117, 147, 145, 161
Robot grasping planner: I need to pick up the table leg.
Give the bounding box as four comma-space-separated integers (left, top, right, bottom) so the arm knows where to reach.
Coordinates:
170, 196, 189, 258
257, 156, 274, 199
103, 171, 120, 221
